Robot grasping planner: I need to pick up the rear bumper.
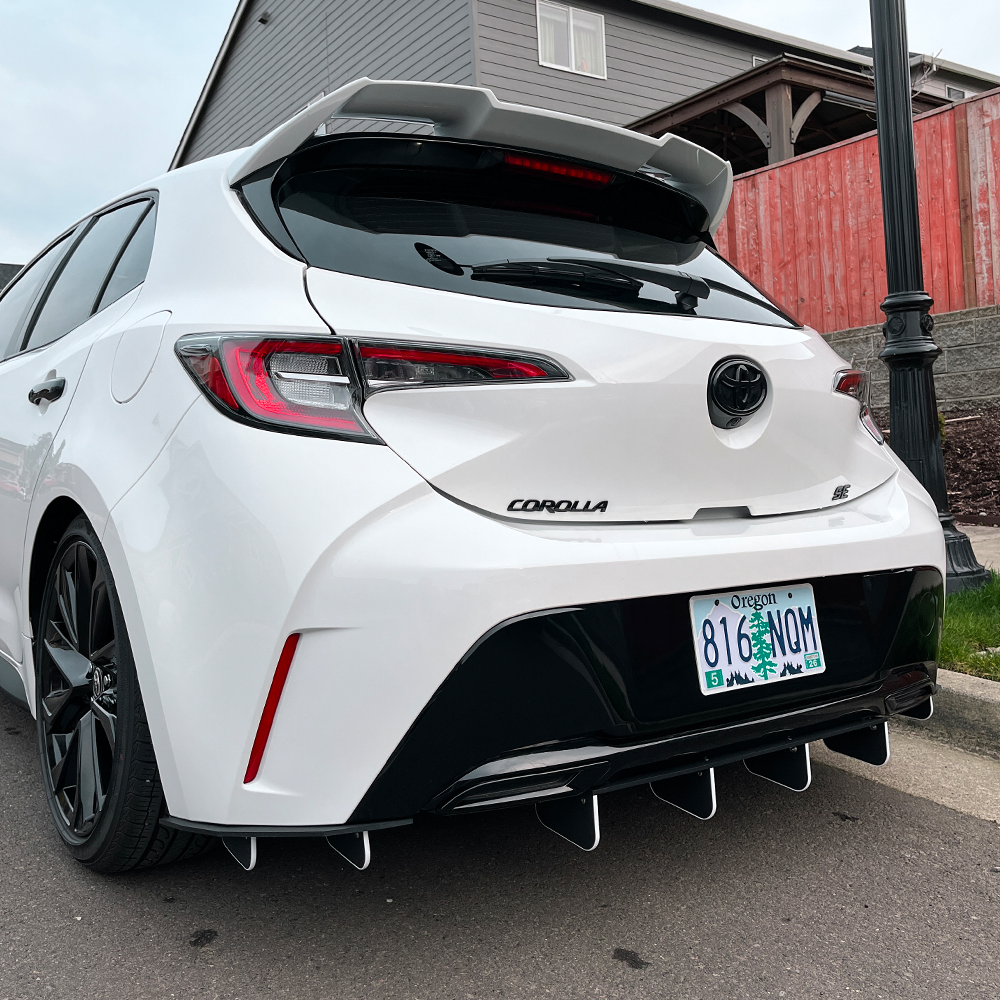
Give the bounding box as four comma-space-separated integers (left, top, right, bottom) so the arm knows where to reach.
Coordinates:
350, 567, 941, 822
110, 403, 945, 828
162, 666, 936, 837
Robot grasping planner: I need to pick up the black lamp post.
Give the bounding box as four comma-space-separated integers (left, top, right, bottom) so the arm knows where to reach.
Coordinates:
868, 0, 988, 594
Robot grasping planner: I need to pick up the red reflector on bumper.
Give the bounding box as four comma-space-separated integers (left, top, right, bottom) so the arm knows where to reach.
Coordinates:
244, 633, 300, 784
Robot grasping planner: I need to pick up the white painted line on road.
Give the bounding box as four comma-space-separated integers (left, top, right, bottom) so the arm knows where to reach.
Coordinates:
812, 728, 1000, 825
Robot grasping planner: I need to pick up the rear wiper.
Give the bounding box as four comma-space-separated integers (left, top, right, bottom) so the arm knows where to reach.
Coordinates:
700, 278, 794, 321
470, 260, 643, 300
416, 246, 707, 313
549, 259, 710, 312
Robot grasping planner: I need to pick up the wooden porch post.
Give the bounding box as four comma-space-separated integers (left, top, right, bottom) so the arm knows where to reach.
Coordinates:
765, 83, 795, 164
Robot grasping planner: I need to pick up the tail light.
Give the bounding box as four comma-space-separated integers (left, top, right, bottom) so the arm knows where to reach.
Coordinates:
834, 369, 884, 444
175, 335, 378, 441
503, 153, 614, 187
176, 334, 571, 439
357, 341, 570, 389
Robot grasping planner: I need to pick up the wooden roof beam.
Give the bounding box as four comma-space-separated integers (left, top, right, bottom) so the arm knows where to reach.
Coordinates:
630, 55, 895, 137
790, 90, 824, 144
723, 102, 770, 148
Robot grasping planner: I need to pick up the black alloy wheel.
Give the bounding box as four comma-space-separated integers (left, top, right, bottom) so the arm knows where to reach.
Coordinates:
38, 534, 118, 838
35, 515, 214, 871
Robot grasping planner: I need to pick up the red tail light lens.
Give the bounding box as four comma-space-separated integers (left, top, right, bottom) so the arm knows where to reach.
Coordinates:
176, 335, 378, 441
358, 342, 571, 389
834, 369, 868, 400
834, 369, 884, 444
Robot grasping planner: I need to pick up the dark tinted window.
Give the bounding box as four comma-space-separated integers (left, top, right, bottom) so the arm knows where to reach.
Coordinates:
97, 203, 156, 311
0, 235, 74, 359
268, 136, 795, 327
25, 200, 149, 352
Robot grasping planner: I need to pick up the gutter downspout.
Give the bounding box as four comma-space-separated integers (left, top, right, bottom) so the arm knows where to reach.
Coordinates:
169, 0, 254, 171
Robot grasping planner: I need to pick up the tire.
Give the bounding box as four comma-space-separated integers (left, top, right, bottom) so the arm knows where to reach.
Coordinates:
34, 515, 214, 872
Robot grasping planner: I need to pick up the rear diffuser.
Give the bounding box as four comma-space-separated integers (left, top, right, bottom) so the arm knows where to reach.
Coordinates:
327, 830, 371, 870
536, 794, 600, 851
650, 768, 717, 820
825, 721, 891, 765
222, 836, 257, 871
744, 744, 811, 791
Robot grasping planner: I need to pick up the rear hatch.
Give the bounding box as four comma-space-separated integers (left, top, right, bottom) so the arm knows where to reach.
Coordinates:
259, 135, 896, 521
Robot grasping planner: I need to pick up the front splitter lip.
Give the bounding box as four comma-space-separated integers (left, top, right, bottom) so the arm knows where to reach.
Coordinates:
433, 666, 937, 813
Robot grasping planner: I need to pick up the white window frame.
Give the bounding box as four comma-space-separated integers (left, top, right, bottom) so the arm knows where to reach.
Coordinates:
536, 1, 608, 80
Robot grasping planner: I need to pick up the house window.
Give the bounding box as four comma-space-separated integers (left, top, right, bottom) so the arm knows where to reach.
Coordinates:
537, 2, 607, 79
946, 86, 966, 101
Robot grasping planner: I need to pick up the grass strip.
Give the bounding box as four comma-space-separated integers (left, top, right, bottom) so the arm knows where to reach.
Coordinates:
941, 571, 1000, 682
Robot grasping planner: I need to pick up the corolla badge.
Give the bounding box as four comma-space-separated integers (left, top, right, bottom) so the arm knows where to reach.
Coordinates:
507, 499, 609, 513
708, 357, 768, 428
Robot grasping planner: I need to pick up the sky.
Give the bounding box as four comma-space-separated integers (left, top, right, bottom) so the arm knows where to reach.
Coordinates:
1, 0, 998, 264
691, 1, 1000, 75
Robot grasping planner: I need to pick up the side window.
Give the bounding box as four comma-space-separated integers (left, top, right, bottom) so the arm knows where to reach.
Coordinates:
96, 204, 156, 312
24, 200, 149, 353
0, 235, 74, 360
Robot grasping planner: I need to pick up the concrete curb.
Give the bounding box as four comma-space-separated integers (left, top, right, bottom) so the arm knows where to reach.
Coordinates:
893, 666, 1000, 760
938, 666, 1000, 703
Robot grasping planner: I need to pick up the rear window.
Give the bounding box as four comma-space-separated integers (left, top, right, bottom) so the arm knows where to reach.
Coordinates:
246, 135, 795, 327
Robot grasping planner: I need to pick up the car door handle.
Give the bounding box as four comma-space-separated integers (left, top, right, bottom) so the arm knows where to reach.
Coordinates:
28, 378, 66, 405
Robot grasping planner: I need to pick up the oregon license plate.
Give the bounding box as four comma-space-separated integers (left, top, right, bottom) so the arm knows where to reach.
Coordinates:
689, 583, 826, 695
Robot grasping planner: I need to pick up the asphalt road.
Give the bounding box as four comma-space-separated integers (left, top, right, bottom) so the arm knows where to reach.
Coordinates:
2, 691, 999, 1000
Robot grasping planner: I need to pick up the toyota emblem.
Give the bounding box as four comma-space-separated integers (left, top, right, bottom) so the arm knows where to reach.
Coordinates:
708, 358, 767, 428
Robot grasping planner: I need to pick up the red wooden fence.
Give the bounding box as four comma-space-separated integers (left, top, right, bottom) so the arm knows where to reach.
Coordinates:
714, 87, 1000, 333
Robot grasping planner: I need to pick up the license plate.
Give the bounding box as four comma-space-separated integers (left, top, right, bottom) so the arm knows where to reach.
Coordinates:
689, 583, 826, 695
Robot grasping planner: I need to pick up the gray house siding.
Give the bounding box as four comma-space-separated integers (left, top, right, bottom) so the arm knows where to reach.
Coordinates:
0, 263, 21, 292
180, 0, 934, 166
182, 0, 475, 164
184, 0, 330, 164
474, 0, 777, 125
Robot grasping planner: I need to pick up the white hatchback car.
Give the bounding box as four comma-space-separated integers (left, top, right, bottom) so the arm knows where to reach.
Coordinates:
0, 80, 943, 873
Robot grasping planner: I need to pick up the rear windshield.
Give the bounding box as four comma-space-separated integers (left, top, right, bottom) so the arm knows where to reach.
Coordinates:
245, 136, 795, 327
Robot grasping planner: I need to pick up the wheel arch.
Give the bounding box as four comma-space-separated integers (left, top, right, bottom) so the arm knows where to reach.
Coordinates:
28, 496, 86, 643
25, 495, 183, 813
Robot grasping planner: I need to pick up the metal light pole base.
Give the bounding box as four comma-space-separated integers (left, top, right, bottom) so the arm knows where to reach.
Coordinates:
878, 293, 989, 595
943, 518, 991, 594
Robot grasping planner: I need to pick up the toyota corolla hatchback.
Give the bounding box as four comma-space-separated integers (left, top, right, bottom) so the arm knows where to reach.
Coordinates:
0, 80, 943, 872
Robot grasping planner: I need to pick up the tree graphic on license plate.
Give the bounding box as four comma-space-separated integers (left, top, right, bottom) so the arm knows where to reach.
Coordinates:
747, 609, 777, 680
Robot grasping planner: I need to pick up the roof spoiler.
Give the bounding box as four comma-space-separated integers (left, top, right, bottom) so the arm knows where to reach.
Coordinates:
226, 79, 733, 232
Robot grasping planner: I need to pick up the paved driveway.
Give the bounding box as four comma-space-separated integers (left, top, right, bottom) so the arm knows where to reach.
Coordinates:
2, 693, 999, 999
961, 524, 1000, 571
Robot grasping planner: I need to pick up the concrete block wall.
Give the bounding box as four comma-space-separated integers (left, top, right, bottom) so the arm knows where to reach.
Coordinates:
823, 305, 1000, 411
